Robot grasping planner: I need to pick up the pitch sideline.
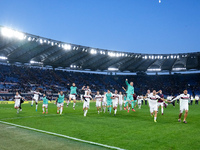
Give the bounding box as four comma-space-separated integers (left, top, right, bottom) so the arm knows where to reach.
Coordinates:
0, 120, 125, 150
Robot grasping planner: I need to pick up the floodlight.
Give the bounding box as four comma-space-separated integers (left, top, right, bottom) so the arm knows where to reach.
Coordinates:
108, 67, 119, 71
39, 39, 43, 44
90, 49, 97, 54
14, 31, 25, 40
0, 56, 8, 60
1, 27, 14, 38
172, 68, 186, 71
147, 68, 161, 71
63, 44, 71, 50
28, 37, 32, 41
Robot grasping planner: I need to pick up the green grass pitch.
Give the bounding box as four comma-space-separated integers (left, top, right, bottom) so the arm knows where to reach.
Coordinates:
0, 102, 200, 150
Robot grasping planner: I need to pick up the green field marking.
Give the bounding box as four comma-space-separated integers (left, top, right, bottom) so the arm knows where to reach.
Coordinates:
0, 103, 200, 150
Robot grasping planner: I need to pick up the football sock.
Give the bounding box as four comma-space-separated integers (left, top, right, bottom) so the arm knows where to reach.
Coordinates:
60, 107, 63, 114
109, 107, 112, 113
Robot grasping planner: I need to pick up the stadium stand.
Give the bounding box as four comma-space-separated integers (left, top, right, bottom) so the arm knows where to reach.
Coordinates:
0, 64, 200, 101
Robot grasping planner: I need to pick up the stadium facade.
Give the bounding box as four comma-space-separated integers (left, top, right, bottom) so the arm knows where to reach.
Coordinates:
0, 25, 199, 74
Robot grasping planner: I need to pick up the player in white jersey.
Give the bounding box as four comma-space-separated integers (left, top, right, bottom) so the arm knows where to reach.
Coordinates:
148, 90, 165, 122
137, 95, 143, 109
82, 86, 91, 95
118, 92, 123, 111
145, 90, 151, 107
157, 90, 165, 115
31, 89, 42, 111
83, 91, 92, 117
102, 92, 107, 113
170, 90, 190, 123
82, 86, 91, 108
14, 92, 26, 114
95, 91, 102, 114
112, 90, 119, 116
195, 95, 199, 105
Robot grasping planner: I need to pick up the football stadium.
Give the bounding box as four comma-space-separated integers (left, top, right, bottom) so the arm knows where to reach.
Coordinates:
0, 1, 200, 150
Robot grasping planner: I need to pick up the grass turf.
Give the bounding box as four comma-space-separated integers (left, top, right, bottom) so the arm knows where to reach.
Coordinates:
0, 102, 200, 150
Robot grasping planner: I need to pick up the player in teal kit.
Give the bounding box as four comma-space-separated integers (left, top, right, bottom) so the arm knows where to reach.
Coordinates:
42, 94, 48, 114
125, 79, 135, 112
106, 90, 113, 114
67, 83, 77, 110
56, 91, 66, 115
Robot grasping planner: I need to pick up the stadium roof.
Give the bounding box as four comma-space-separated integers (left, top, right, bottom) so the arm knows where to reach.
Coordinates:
0, 26, 199, 73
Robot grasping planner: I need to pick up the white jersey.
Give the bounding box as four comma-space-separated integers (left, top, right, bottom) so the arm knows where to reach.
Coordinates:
14, 94, 21, 107
95, 95, 102, 101
137, 95, 143, 100
191, 96, 194, 100
15, 95, 21, 101
84, 95, 92, 101
167, 96, 173, 101
84, 88, 91, 95
102, 94, 107, 102
146, 93, 151, 100
112, 94, 119, 108
172, 94, 190, 105
195, 95, 199, 100
119, 95, 123, 101
172, 93, 190, 112
137, 95, 143, 104
112, 94, 119, 102
118, 94, 123, 105
148, 93, 160, 105
83, 95, 92, 108
33, 91, 41, 100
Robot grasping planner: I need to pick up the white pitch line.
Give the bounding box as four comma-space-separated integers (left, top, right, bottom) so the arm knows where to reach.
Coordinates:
0, 120, 125, 150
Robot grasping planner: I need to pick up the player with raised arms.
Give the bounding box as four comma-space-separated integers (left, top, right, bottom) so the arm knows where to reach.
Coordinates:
42, 93, 49, 114
95, 91, 102, 114
31, 89, 42, 111
169, 90, 190, 123
67, 83, 77, 110
125, 79, 135, 112
82, 86, 91, 108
